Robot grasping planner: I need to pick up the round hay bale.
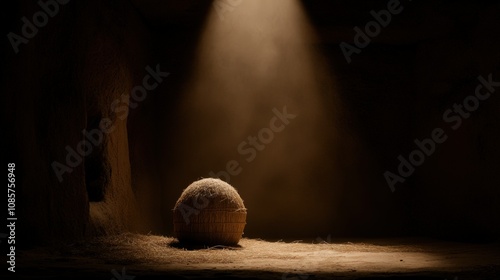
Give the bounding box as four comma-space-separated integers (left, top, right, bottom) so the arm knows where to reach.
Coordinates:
173, 178, 247, 246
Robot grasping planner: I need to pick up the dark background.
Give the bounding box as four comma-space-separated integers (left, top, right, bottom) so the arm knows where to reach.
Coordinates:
2, 0, 500, 249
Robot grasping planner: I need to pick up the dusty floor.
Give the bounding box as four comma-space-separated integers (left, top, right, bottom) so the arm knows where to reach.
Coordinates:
7, 233, 500, 279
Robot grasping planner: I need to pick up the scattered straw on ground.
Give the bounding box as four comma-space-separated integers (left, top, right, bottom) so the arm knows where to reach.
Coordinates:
15, 233, 500, 279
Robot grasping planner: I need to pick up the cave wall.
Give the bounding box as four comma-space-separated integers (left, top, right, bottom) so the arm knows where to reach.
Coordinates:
4, 0, 148, 245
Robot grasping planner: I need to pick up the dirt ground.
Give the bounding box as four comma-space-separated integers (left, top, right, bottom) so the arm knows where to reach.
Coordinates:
7, 233, 500, 279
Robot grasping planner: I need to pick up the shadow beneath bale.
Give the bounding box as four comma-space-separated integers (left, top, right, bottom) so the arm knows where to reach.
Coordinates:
168, 239, 243, 251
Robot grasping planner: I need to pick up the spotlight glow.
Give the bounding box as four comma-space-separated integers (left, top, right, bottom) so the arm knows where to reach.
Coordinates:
171, 0, 340, 236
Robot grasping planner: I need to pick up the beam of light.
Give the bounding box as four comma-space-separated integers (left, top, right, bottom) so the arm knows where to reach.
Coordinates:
166, 0, 341, 237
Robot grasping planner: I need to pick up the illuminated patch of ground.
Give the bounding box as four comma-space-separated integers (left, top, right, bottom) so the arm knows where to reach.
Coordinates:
13, 233, 500, 279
